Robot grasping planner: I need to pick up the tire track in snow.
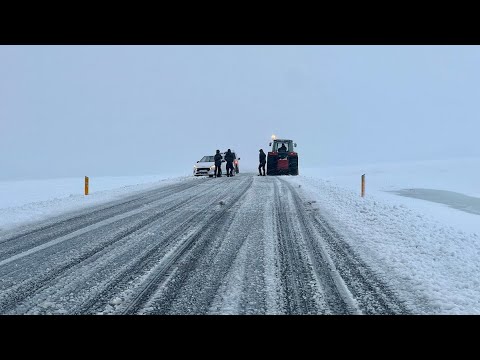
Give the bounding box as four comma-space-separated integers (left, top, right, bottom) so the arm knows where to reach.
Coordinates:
0, 179, 228, 314
280, 178, 409, 314
274, 179, 328, 314
0, 180, 222, 288
209, 176, 277, 314
71, 178, 246, 314
120, 176, 254, 315
0, 180, 202, 259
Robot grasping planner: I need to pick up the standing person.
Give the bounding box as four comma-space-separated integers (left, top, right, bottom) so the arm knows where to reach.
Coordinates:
279, 143, 287, 152
214, 149, 222, 177
258, 149, 266, 176
224, 149, 235, 177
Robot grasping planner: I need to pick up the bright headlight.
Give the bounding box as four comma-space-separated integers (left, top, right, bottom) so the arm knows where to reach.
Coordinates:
210, 165, 215, 170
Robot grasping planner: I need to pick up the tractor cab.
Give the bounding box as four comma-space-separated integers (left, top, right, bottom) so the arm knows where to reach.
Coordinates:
270, 140, 296, 158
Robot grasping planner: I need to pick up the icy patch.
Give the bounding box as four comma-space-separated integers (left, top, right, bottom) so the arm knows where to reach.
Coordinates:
391, 188, 480, 216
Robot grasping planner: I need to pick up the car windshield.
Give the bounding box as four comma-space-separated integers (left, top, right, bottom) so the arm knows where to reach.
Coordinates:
199, 156, 215, 162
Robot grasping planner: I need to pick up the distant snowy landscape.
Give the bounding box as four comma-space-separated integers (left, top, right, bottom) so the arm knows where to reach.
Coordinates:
1, 157, 480, 314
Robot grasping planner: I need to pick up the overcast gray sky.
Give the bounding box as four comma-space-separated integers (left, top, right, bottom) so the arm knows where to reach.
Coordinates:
1, 45, 479, 180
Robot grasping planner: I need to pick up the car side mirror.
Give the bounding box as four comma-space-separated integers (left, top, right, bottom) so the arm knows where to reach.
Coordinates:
294, 143, 297, 147
197, 161, 199, 163
238, 157, 240, 160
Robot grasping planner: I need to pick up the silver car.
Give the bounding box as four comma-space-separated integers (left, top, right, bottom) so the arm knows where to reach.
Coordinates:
193, 155, 216, 176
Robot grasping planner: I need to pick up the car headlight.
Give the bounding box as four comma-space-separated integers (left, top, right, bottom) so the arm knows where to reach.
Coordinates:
210, 165, 215, 170
193, 165, 197, 169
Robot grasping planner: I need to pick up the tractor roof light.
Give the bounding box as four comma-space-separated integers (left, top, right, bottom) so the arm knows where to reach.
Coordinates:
271, 134, 276, 141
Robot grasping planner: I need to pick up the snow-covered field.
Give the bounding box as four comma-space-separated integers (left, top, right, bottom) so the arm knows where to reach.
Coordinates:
1, 157, 480, 314
301, 157, 480, 234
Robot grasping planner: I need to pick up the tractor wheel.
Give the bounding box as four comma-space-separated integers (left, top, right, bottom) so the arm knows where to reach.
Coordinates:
267, 168, 276, 176
288, 157, 299, 176
267, 156, 277, 176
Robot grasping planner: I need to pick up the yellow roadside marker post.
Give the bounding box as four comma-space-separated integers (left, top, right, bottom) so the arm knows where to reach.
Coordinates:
361, 174, 365, 197
85, 176, 89, 196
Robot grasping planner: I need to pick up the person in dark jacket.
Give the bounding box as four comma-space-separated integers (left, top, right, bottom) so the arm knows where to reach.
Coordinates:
214, 149, 222, 177
258, 149, 266, 176
224, 149, 235, 177
279, 143, 287, 152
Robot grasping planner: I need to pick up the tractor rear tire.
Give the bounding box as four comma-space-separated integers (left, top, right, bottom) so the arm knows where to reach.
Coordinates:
289, 157, 299, 176
267, 156, 277, 176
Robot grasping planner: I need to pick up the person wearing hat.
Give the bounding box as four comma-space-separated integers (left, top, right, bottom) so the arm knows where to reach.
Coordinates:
214, 149, 222, 177
258, 149, 266, 176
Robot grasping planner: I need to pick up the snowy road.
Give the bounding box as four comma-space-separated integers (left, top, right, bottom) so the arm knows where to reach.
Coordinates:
0, 174, 410, 314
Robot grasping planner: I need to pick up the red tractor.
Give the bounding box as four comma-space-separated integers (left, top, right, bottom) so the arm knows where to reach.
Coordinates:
267, 138, 299, 176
